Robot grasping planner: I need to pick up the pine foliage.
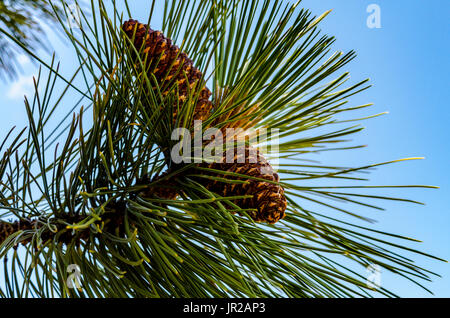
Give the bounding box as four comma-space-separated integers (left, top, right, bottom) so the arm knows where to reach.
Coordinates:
0, 0, 444, 298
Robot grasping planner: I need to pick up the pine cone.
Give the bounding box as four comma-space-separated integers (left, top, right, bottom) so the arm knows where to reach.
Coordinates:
122, 19, 213, 122
198, 145, 286, 224
140, 171, 179, 201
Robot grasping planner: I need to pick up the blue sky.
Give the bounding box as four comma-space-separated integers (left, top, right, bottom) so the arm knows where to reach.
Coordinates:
297, 0, 450, 297
0, 0, 448, 297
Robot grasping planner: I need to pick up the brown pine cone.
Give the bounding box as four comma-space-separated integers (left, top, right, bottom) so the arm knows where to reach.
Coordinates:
141, 171, 179, 201
197, 145, 286, 224
122, 19, 213, 122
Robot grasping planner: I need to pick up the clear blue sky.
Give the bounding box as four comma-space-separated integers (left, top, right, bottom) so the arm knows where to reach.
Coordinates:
0, 0, 448, 297
298, 0, 450, 297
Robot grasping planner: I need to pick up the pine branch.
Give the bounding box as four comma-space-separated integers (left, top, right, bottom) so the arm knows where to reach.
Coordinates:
121, 19, 287, 224
0, 0, 444, 298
